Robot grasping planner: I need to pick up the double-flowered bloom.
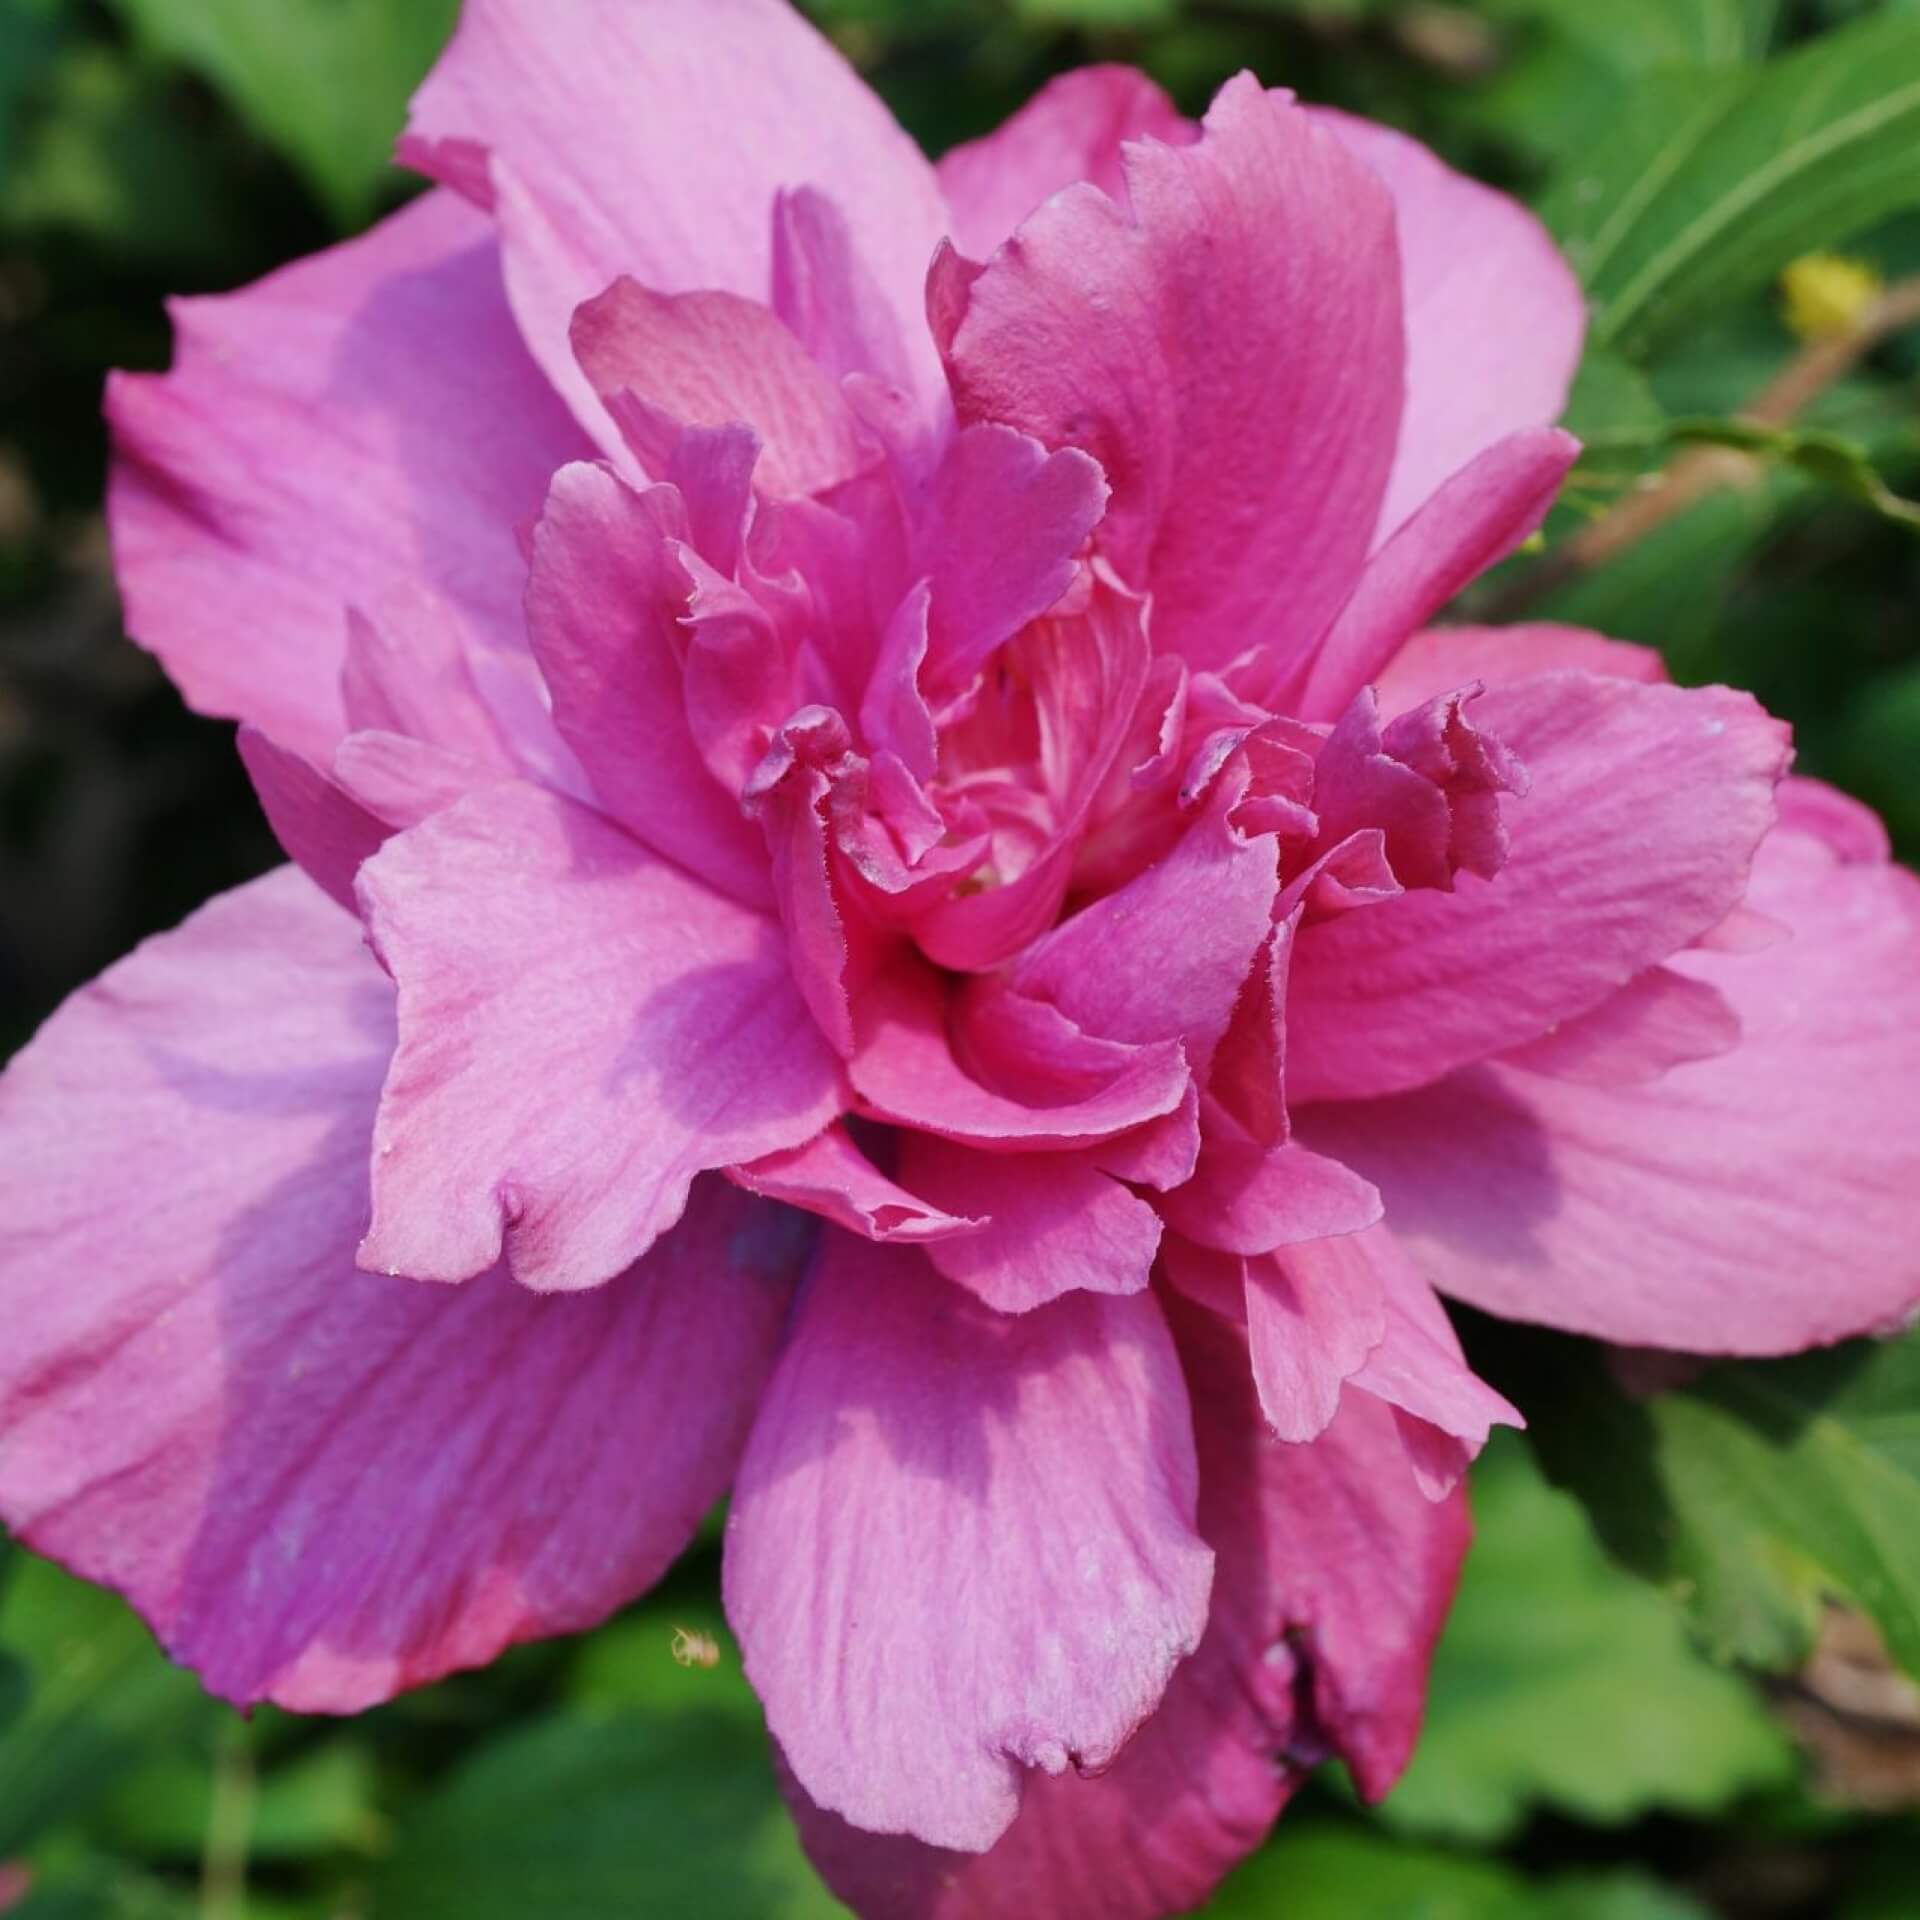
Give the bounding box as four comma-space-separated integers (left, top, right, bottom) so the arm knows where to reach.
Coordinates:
3, 2, 1918, 1913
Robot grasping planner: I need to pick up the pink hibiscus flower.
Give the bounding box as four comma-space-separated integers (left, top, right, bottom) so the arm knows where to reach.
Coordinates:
4, 3, 1919, 1913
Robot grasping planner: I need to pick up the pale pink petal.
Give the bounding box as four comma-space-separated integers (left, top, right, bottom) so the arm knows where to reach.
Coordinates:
106, 189, 585, 763
729, 1124, 981, 1246
340, 592, 520, 769
725, 1234, 1212, 1852
571, 278, 868, 496
525, 462, 773, 909
850, 959, 1190, 1151
784, 1290, 1467, 1916
1302, 823, 1920, 1352
1010, 765, 1278, 1076
1777, 771, 1894, 862
1290, 428, 1579, 720
354, 781, 840, 1292
330, 732, 503, 833
0, 869, 801, 1710
237, 728, 388, 914
1313, 108, 1585, 547
937, 65, 1192, 262
899, 1136, 1162, 1312
773, 183, 927, 400
1374, 622, 1667, 715
1287, 673, 1790, 1101
941, 76, 1403, 674
402, 0, 948, 434
1498, 965, 1740, 1087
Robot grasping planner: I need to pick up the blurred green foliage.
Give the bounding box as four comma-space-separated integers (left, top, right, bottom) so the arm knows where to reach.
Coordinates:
4, 0, 1920, 1916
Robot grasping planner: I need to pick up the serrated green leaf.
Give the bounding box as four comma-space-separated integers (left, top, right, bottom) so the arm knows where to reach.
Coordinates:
1379, 1436, 1793, 1844
105, 0, 459, 226
1542, 11, 1920, 356
1211, 1821, 1713, 1920
0, 1551, 215, 1858
1523, 1331, 1920, 1686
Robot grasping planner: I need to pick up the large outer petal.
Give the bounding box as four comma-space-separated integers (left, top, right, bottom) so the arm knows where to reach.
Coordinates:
1286, 673, 1789, 1101
725, 1235, 1212, 1854
402, 0, 948, 435
936, 65, 1193, 262
941, 76, 1403, 675
1312, 108, 1585, 548
1303, 815, 1920, 1352
355, 781, 840, 1291
106, 189, 586, 764
0, 869, 802, 1710
782, 1293, 1468, 1917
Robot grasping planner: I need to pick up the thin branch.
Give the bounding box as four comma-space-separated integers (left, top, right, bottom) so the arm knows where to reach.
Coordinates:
1486, 275, 1920, 620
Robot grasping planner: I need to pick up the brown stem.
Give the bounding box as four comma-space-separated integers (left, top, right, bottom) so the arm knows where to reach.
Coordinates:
1485, 274, 1920, 621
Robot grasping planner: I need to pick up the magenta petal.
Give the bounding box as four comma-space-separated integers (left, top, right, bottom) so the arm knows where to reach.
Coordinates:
355, 781, 840, 1291
0, 869, 801, 1710
1313, 108, 1585, 547
943, 76, 1403, 675
1296, 1228, 1520, 1496
403, 0, 947, 434
900, 1136, 1162, 1312
1287, 673, 1790, 1100
851, 960, 1190, 1151
237, 728, 389, 914
1010, 764, 1277, 1074
725, 1233, 1212, 1852
1244, 1247, 1385, 1444
1304, 816, 1920, 1352
1291, 428, 1579, 720
936, 64, 1192, 261
729, 1123, 981, 1245
526, 462, 772, 909
782, 1288, 1467, 1917
106, 190, 586, 763
921, 425, 1108, 692
1157, 1106, 1383, 1255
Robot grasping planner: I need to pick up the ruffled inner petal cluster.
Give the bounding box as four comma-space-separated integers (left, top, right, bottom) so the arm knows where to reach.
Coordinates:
8, 10, 1920, 1920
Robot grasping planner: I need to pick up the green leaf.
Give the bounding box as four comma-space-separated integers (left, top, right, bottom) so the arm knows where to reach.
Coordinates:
1523, 1330, 1920, 1685
369, 1711, 845, 1920
10, 1863, 199, 1920
1665, 416, 1920, 526
105, 0, 460, 226
1542, 11, 1920, 356
1211, 1821, 1713, 1920
0, 1550, 215, 1859
377, 1593, 839, 1918
1378, 1435, 1792, 1845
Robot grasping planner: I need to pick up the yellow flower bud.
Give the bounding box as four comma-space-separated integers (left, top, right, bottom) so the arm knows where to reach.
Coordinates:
1781, 253, 1884, 343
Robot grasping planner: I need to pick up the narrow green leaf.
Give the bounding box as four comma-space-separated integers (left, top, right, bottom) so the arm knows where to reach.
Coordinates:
1542, 11, 1920, 355
1379, 1436, 1793, 1844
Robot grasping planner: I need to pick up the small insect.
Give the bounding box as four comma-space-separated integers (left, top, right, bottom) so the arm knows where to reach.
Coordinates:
670, 1624, 721, 1670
